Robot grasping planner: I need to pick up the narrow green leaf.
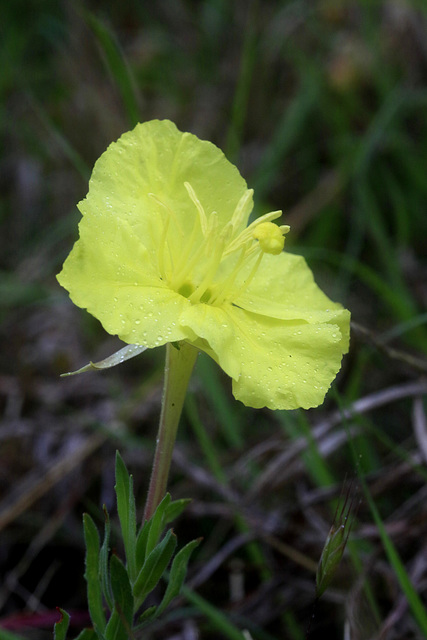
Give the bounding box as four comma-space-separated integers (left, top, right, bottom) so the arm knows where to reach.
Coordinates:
137, 605, 157, 623
53, 608, 70, 640
60, 345, 147, 377
115, 452, 137, 581
135, 518, 151, 569
145, 493, 171, 557
156, 538, 201, 617
107, 555, 134, 635
104, 609, 129, 640
164, 498, 192, 524
105, 556, 134, 640
99, 506, 113, 611
110, 555, 133, 617
74, 630, 98, 640
83, 514, 107, 634
133, 530, 177, 610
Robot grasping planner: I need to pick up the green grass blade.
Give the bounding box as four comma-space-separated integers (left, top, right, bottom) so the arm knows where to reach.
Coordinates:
24, 91, 91, 180
181, 585, 246, 640
185, 393, 227, 483
0, 631, 27, 640
225, 0, 259, 161
277, 410, 335, 487
252, 75, 320, 199
363, 482, 427, 636
196, 354, 243, 448
83, 11, 140, 127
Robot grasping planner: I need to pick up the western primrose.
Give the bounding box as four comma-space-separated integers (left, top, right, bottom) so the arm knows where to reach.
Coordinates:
58, 119, 350, 410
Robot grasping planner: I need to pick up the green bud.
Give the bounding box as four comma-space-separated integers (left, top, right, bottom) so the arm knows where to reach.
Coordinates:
316, 479, 359, 598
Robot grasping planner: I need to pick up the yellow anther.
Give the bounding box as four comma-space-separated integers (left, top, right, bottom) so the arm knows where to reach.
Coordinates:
252, 222, 289, 255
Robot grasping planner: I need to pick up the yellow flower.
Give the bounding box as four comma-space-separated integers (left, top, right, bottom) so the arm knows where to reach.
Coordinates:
57, 120, 350, 410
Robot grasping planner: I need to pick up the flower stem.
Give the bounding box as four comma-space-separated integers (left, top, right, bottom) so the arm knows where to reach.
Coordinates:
144, 342, 198, 521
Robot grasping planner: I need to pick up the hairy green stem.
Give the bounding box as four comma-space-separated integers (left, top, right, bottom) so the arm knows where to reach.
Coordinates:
144, 342, 198, 521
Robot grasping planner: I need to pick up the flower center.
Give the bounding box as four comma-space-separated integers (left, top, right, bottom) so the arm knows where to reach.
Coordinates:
151, 182, 289, 306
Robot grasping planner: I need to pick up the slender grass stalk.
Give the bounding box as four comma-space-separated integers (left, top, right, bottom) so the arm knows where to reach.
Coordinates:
362, 480, 427, 636
185, 394, 271, 581
225, 0, 259, 161
185, 393, 227, 484
196, 354, 244, 448
181, 585, 246, 640
278, 410, 335, 487
82, 10, 141, 128
24, 91, 91, 180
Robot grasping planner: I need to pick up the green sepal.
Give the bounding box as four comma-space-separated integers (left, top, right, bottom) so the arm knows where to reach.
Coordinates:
99, 506, 113, 611
133, 529, 177, 610
60, 345, 147, 377
53, 608, 70, 640
114, 452, 137, 582
104, 555, 134, 640
156, 538, 201, 617
83, 514, 107, 636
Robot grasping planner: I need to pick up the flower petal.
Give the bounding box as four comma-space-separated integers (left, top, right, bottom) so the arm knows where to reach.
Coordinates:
234, 252, 346, 324
82, 120, 251, 245
180, 303, 349, 410
57, 213, 193, 347
58, 120, 252, 347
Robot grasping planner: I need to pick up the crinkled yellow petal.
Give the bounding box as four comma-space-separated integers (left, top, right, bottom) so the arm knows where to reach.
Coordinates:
180, 303, 349, 410
234, 252, 347, 325
58, 119, 350, 409
84, 119, 250, 243
57, 120, 252, 346
57, 212, 193, 347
